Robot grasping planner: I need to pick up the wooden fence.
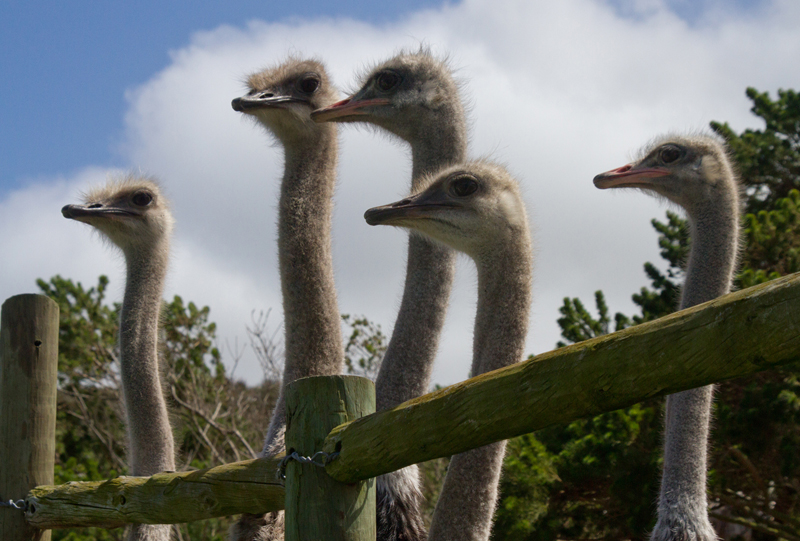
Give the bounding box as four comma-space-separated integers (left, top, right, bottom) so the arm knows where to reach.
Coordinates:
3, 271, 800, 539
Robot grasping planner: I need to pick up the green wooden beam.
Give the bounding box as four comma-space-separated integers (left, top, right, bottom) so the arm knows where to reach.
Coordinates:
323, 272, 800, 483
26, 457, 285, 529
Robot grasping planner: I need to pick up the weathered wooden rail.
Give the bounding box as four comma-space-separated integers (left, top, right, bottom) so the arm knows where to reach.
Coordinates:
323, 271, 800, 482
27, 457, 285, 529
4, 272, 800, 537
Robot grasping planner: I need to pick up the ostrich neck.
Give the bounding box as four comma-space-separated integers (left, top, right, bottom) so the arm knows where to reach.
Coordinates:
121, 246, 168, 368
473, 249, 532, 373
120, 241, 175, 475
680, 198, 739, 308
429, 241, 532, 541
374, 109, 468, 539
278, 127, 343, 381
262, 126, 344, 455
654, 192, 739, 539
375, 117, 466, 411
410, 119, 467, 185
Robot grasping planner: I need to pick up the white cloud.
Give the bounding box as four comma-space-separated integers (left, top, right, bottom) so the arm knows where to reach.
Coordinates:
0, 168, 126, 303
2, 0, 799, 387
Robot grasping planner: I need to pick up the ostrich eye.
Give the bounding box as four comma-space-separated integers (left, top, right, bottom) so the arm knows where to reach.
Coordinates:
659, 145, 682, 164
450, 176, 479, 197
132, 191, 153, 207
375, 71, 401, 92
298, 76, 320, 94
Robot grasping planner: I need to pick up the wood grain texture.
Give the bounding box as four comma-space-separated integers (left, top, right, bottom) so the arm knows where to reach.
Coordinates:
284, 376, 375, 541
323, 272, 800, 482
26, 457, 285, 529
1, 294, 59, 541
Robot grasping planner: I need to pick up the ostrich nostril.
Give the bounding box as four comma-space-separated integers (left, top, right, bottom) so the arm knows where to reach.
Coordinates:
88, 203, 102, 209
258, 92, 274, 99
394, 199, 412, 207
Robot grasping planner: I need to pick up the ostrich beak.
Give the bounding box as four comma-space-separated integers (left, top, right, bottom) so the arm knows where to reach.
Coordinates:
593, 163, 670, 189
231, 92, 307, 112
311, 96, 391, 122
365, 191, 457, 226
62, 204, 137, 222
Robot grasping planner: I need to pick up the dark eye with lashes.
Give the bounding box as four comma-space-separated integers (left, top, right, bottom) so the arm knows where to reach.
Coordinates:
298, 76, 320, 94
132, 191, 153, 207
450, 176, 479, 197
659, 145, 682, 164
375, 71, 401, 92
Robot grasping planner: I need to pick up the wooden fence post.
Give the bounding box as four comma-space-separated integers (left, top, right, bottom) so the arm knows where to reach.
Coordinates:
0, 294, 59, 540
284, 375, 375, 541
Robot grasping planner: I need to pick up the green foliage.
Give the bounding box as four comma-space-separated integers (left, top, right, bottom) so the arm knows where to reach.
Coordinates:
37, 275, 120, 390
629, 212, 687, 323
496, 403, 662, 541
737, 189, 800, 288
711, 88, 800, 214
163, 295, 222, 379
493, 434, 559, 540
556, 291, 628, 347
342, 314, 388, 380
495, 88, 800, 540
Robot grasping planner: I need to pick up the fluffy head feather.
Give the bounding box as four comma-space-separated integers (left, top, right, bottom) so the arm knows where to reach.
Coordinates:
312, 48, 467, 148
233, 57, 339, 144
365, 160, 530, 261
62, 175, 173, 256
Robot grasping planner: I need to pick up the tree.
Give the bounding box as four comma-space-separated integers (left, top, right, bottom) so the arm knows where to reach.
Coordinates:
495, 88, 800, 540
711, 88, 800, 214
341, 314, 388, 380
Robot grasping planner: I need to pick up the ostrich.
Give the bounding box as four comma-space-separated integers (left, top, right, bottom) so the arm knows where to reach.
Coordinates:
229, 58, 344, 540
594, 134, 740, 541
62, 177, 176, 541
312, 49, 467, 539
365, 160, 533, 541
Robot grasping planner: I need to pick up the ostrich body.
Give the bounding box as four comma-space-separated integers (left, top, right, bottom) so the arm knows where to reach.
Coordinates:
594, 134, 740, 541
62, 178, 176, 541
229, 58, 344, 540
313, 50, 467, 540
366, 161, 533, 541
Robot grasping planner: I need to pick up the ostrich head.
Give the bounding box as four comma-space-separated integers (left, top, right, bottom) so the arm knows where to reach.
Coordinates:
365, 161, 527, 260
232, 57, 339, 143
311, 49, 463, 144
594, 134, 739, 213
62, 177, 173, 256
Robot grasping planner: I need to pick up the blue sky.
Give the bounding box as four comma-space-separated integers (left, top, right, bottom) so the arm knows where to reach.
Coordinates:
0, 1, 447, 189
0, 0, 771, 191
1, 0, 795, 386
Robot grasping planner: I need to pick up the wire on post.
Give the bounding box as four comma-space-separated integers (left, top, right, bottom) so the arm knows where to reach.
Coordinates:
276, 451, 340, 483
